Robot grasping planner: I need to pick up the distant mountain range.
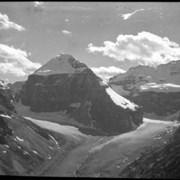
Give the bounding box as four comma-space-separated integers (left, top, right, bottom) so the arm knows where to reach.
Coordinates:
109, 60, 180, 118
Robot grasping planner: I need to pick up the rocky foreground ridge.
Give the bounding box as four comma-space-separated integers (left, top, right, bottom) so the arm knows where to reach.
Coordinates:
0, 79, 61, 175
19, 54, 143, 134
119, 126, 180, 178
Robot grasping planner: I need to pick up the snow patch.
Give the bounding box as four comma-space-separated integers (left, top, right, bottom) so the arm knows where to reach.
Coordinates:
0, 114, 11, 119
48, 134, 60, 149
16, 136, 24, 142
23, 151, 29, 155
106, 87, 138, 111
48, 146, 54, 150
32, 150, 39, 154
140, 83, 180, 92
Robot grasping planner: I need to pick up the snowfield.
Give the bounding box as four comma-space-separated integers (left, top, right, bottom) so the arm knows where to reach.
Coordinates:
33, 54, 87, 76
34, 56, 75, 76
106, 87, 138, 111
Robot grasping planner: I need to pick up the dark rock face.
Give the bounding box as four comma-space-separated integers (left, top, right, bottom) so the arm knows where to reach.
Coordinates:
130, 91, 180, 116
119, 126, 180, 179
20, 54, 143, 134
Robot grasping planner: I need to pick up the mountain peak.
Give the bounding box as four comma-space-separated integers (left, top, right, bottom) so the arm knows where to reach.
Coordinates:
56, 53, 74, 61
34, 54, 88, 76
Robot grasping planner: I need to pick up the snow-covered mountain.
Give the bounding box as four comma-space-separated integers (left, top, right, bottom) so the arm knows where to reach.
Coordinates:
110, 60, 180, 93
19, 54, 143, 134
109, 60, 180, 117
34, 54, 88, 76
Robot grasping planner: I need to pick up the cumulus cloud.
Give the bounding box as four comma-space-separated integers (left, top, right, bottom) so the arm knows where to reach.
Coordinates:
91, 66, 126, 81
62, 30, 72, 37
87, 31, 180, 67
0, 44, 41, 77
0, 13, 25, 31
34, 2, 44, 7
64, 19, 69, 22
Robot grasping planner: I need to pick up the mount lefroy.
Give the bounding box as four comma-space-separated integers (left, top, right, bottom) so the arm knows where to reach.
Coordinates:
19, 54, 143, 134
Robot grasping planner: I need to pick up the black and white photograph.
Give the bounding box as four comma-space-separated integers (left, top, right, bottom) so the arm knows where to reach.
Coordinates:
0, 1, 180, 178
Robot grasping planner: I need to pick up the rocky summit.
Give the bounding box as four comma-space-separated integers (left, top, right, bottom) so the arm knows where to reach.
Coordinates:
19, 54, 143, 134
109, 60, 180, 118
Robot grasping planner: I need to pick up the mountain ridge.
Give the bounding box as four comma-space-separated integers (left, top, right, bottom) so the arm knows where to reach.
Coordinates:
109, 59, 180, 118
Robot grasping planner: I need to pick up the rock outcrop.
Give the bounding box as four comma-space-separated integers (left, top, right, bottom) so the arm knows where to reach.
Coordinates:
20, 54, 143, 134
109, 60, 180, 117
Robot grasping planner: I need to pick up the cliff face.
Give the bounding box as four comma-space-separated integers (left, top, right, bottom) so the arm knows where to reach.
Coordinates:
109, 60, 180, 117
20, 54, 143, 134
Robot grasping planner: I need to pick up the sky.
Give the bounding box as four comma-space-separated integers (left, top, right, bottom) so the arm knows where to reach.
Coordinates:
0, 2, 180, 83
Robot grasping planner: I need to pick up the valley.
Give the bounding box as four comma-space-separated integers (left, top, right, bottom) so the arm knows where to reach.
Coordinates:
15, 102, 179, 177
4, 53, 179, 177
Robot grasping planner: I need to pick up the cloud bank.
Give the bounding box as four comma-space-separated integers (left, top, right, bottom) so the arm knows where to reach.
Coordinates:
0, 13, 25, 31
91, 66, 126, 81
0, 44, 41, 77
87, 31, 180, 67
